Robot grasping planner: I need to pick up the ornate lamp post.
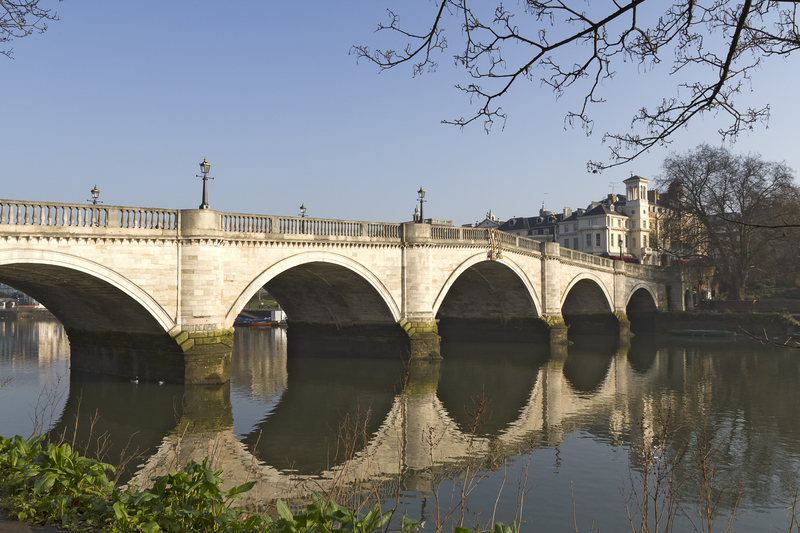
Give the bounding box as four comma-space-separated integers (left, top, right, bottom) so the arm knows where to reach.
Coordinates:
197, 157, 213, 209
417, 186, 426, 223
299, 203, 307, 217
88, 185, 101, 205
87, 185, 103, 226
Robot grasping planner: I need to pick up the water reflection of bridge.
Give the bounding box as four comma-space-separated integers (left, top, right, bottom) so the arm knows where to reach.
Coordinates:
106, 329, 681, 509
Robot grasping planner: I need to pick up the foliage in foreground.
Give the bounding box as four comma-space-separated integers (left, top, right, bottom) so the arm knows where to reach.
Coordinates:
0, 434, 430, 533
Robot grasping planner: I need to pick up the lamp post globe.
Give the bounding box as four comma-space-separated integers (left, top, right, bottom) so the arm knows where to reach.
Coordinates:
90, 185, 100, 205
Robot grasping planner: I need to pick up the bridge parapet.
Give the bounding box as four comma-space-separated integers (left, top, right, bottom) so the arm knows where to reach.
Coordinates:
218, 212, 403, 242
0, 200, 179, 235
560, 247, 614, 268
428, 225, 543, 255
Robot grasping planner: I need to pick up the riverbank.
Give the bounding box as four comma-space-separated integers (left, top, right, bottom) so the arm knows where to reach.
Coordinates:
0, 309, 55, 320
653, 310, 798, 338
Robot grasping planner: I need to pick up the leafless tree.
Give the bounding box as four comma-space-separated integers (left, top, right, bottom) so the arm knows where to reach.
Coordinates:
656, 143, 799, 300
1, 0, 61, 59
352, 1, 800, 171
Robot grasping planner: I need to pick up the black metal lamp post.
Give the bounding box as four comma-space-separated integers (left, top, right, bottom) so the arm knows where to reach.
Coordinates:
197, 157, 213, 209
417, 186, 426, 223
299, 203, 307, 217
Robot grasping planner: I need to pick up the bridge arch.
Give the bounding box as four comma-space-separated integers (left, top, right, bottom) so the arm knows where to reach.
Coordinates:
625, 283, 658, 309
560, 274, 617, 337
225, 251, 401, 327
626, 284, 659, 334
560, 274, 613, 313
432, 254, 541, 317
432, 254, 547, 343
0, 249, 175, 334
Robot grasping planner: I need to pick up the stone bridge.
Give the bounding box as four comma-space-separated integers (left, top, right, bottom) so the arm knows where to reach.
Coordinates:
0, 200, 689, 384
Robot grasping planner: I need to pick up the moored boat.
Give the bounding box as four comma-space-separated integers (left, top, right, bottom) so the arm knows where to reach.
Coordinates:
234, 317, 279, 327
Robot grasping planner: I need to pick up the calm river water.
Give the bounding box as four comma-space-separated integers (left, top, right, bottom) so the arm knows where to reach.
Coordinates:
1, 314, 799, 531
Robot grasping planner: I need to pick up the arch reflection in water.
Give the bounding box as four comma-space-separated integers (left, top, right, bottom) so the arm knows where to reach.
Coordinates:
7, 316, 800, 529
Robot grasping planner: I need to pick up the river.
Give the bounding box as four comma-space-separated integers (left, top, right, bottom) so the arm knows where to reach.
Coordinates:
1, 314, 799, 532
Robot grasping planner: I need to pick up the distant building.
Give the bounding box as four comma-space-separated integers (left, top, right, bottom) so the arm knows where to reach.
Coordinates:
463, 209, 503, 229
556, 174, 661, 264
497, 205, 565, 243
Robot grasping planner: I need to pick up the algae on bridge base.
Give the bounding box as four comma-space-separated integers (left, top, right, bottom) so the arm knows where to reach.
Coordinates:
399, 318, 442, 359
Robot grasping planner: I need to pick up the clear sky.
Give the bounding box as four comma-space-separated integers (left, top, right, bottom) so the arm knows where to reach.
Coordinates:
4, 1, 799, 226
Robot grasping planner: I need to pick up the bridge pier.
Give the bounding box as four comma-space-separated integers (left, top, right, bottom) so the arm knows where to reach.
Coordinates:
399, 318, 441, 359
68, 328, 232, 385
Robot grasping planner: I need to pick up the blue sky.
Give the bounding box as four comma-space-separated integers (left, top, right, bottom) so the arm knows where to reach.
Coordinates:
4, 1, 799, 225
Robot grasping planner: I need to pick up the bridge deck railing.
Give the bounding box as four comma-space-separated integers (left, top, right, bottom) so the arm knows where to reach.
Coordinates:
0, 201, 665, 278
560, 248, 614, 268
219, 213, 402, 240
0, 201, 179, 232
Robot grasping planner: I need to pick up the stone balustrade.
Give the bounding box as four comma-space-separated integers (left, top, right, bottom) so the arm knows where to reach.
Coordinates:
0, 200, 663, 278
0, 200, 178, 232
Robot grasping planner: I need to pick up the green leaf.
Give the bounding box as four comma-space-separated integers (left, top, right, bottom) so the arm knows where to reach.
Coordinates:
141, 520, 162, 533
226, 480, 255, 498
492, 523, 513, 533
277, 499, 295, 524
33, 472, 56, 493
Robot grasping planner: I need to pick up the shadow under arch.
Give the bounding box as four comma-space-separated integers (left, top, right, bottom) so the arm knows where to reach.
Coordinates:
436, 342, 551, 435
0, 251, 189, 382
0, 250, 175, 333
562, 336, 619, 393
239, 356, 404, 475
225, 253, 407, 358
47, 375, 199, 483
225, 252, 401, 326
626, 285, 658, 335
433, 255, 548, 343
561, 275, 617, 337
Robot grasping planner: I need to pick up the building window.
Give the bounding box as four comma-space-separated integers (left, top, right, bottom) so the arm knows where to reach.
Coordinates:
586, 234, 591, 248
643, 235, 648, 247
544, 229, 549, 235
595, 233, 601, 247
563, 239, 569, 248
573, 224, 577, 232
573, 237, 579, 249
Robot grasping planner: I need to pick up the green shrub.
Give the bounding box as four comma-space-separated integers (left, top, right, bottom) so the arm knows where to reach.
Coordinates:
0, 436, 422, 533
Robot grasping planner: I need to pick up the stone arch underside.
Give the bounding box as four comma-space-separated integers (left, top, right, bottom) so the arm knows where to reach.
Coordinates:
264, 262, 407, 358
435, 260, 548, 343
626, 286, 658, 334
561, 278, 618, 336
0, 258, 185, 383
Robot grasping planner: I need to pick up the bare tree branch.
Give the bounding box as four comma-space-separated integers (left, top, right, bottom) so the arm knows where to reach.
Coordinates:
354, 1, 800, 170
0, 0, 61, 59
